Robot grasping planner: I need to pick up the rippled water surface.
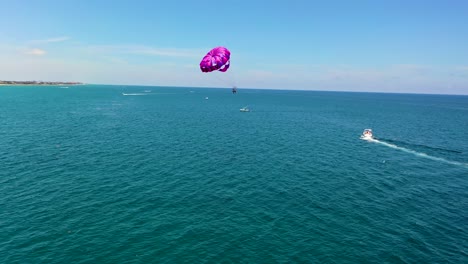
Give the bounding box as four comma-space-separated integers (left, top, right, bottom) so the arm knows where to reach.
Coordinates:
1, 85, 467, 263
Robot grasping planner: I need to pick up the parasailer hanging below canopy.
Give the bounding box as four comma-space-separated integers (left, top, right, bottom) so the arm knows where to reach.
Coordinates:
199, 47, 230, 73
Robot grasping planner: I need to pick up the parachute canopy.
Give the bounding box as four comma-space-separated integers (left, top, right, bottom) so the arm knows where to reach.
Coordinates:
200, 47, 230, 73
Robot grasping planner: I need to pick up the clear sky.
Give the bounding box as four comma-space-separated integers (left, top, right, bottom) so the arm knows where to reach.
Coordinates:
1, 0, 467, 94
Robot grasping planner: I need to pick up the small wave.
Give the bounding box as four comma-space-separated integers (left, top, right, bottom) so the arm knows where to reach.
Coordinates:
123, 92, 180, 95
365, 138, 468, 168
122, 93, 147, 96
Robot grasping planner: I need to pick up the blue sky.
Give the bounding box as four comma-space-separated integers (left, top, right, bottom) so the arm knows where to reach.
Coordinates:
1, 0, 467, 94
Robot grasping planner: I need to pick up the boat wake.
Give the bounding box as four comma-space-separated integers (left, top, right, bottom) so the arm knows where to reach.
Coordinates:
379, 138, 463, 154
364, 138, 468, 168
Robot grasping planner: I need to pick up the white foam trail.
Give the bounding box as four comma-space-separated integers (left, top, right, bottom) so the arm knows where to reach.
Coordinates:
365, 138, 468, 168
122, 93, 147, 96
122, 92, 179, 95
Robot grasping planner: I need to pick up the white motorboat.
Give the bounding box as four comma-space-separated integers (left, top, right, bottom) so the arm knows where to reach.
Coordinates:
240, 106, 250, 112
361, 129, 373, 140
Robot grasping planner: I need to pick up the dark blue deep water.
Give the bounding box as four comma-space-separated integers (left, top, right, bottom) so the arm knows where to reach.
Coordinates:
1, 85, 467, 263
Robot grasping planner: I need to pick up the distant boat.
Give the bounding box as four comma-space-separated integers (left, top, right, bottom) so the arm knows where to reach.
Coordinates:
205, 97, 209, 100
240, 106, 250, 112
60, 86, 69, 89
144, 90, 152, 93
360, 129, 373, 140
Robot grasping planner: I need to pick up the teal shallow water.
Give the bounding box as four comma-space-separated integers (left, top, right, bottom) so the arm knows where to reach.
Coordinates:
1, 85, 467, 263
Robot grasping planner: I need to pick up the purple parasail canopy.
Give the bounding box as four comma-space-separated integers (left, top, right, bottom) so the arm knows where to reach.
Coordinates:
199, 47, 230, 73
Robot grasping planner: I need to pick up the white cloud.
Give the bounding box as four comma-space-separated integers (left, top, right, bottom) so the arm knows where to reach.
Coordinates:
84, 45, 204, 58
129, 47, 201, 57
455, 66, 468, 75
25, 48, 46, 56
31, 36, 70, 43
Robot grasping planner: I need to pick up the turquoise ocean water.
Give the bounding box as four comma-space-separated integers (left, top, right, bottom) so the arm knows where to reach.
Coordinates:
1, 85, 467, 263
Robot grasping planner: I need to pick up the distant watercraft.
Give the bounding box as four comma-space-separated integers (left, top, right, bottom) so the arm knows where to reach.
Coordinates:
144, 90, 151, 93
240, 106, 250, 112
60, 86, 69, 89
205, 97, 209, 100
360, 129, 373, 140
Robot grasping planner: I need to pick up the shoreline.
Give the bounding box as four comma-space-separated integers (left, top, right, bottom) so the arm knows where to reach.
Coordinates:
0, 84, 84, 86
0, 81, 83, 86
